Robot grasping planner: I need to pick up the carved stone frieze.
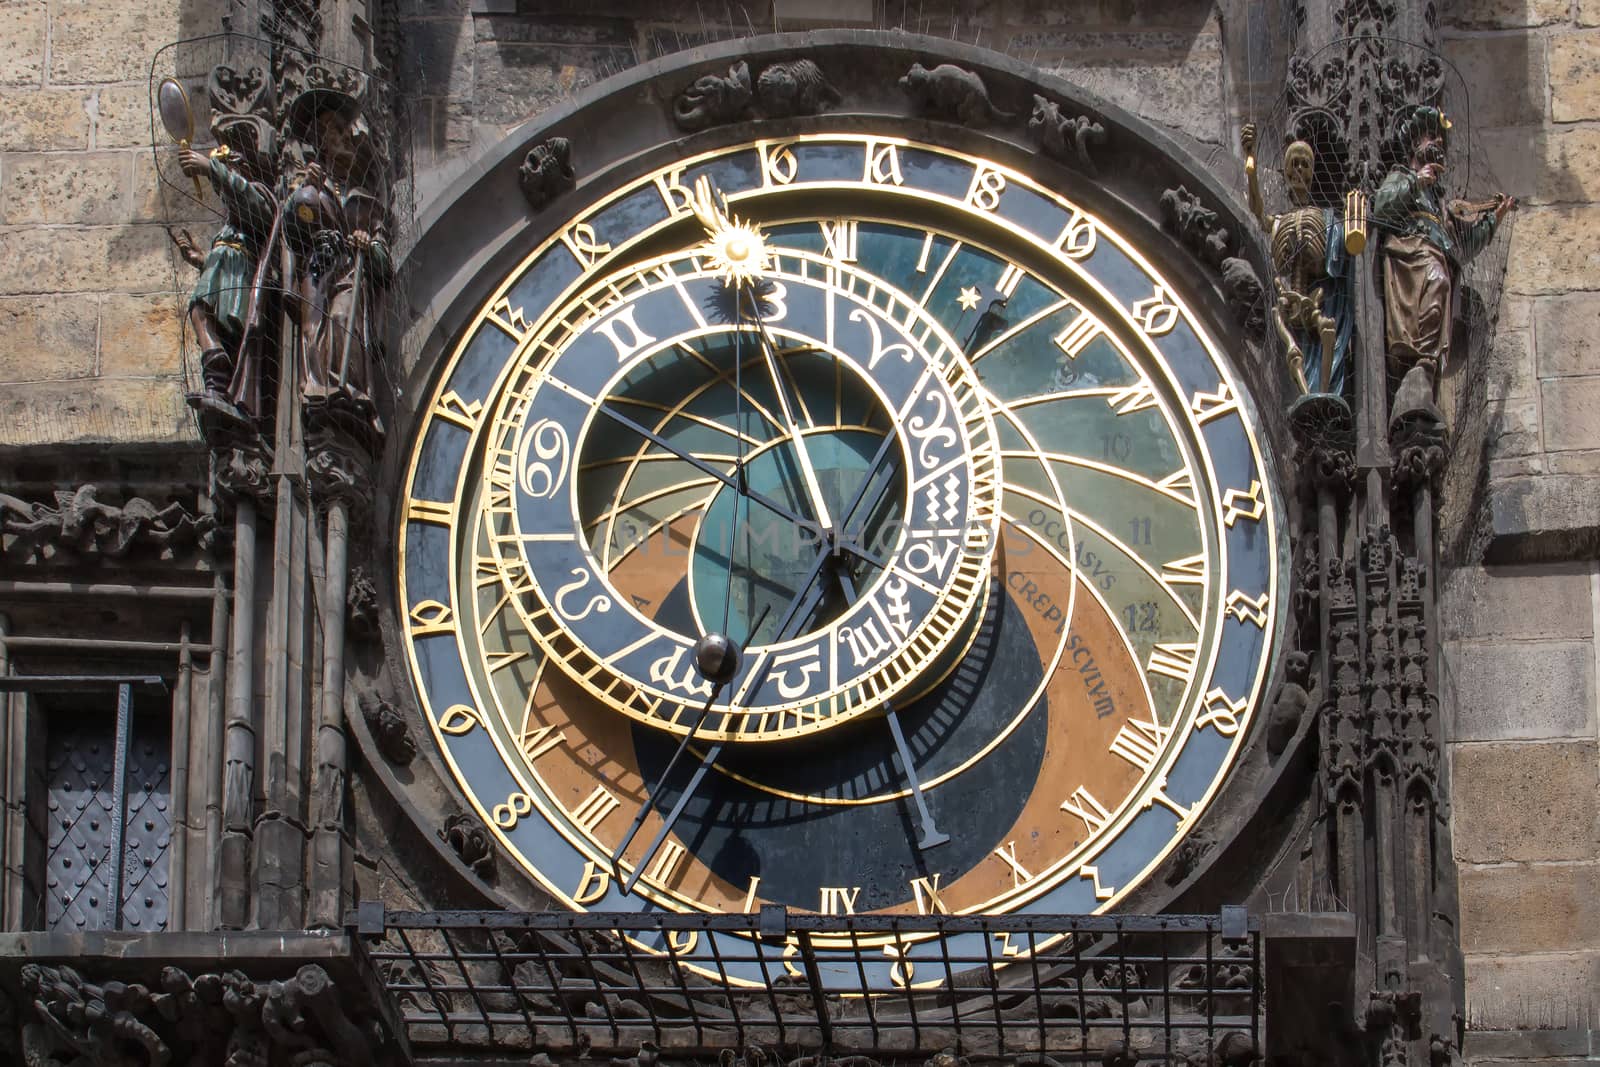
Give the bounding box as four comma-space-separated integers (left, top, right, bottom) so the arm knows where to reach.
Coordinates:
672, 59, 839, 132
1161, 185, 1232, 268
0, 485, 215, 564
1027, 94, 1106, 175
519, 137, 575, 212
213, 441, 276, 508
899, 63, 1013, 125
360, 686, 416, 766
16, 961, 391, 1067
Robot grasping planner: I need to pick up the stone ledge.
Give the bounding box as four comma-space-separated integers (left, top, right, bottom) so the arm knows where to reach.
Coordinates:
1466, 1028, 1595, 1060
1487, 474, 1600, 561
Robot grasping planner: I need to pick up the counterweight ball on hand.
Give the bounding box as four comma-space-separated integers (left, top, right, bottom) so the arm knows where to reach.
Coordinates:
693, 631, 741, 685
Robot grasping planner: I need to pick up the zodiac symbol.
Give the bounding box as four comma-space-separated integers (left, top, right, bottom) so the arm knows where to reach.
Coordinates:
554, 567, 611, 621
517, 418, 570, 499
906, 390, 957, 467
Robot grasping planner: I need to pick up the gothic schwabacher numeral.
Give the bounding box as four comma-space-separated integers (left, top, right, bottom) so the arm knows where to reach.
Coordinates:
488, 297, 533, 340
819, 886, 862, 914
759, 142, 798, 186
865, 140, 905, 185
1225, 589, 1270, 628
408, 600, 454, 637
966, 165, 1006, 211
1053, 208, 1097, 259
1191, 382, 1238, 424
1110, 711, 1173, 772
1061, 785, 1111, 835
1130, 286, 1180, 336
433, 389, 484, 430
1146, 642, 1198, 682
1222, 481, 1266, 527
1079, 864, 1115, 901
561, 221, 612, 267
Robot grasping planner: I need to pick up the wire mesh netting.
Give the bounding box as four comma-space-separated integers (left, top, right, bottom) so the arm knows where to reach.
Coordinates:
147, 33, 415, 460
356, 908, 1262, 1060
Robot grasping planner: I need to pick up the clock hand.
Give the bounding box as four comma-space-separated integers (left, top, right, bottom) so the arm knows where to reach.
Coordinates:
595, 399, 896, 574
831, 565, 951, 851
742, 286, 836, 535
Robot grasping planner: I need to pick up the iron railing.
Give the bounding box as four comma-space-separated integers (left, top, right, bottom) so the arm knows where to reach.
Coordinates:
352, 905, 1261, 1060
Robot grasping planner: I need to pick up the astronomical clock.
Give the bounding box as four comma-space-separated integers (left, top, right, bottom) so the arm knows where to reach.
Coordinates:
395, 49, 1281, 989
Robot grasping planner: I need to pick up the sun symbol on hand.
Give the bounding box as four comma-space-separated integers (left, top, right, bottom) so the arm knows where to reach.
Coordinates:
690, 176, 770, 288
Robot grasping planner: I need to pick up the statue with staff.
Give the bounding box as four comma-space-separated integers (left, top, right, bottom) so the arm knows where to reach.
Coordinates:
160, 73, 280, 435
283, 74, 392, 443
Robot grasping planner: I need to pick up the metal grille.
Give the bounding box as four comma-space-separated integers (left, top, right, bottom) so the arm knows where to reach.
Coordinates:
356, 907, 1261, 1060
39, 684, 171, 933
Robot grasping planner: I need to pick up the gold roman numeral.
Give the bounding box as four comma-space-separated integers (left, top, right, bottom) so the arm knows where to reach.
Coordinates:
1053, 312, 1106, 358
1061, 785, 1112, 834
1191, 382, 1239, 424
518, 723, 567, 764
406, 498, 454, 526
910, 874, 949, 914
819, 886, 861, 914
993, 841, 1034, 888
1147, 642, 1199, 682
821, 218, 859, 262
569, 786, 619, 835
646, 840, 688, 887
1110, 712, 1172, 772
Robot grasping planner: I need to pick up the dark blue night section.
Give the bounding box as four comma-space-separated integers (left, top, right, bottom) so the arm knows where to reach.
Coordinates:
681, 151, 762, 206
1225, 522, 1273, 612
404, 524, 451, 607
1168, 723, 1230, 806
791, 140, 865, 184
1204, 417, 1263, 507
447, 324, 517, 412
588, 185, 673, 254
414, 632, 474, 721
504, 248, 583, 330
1084, 237, 1154, 309
413, 423, 469, 505
997, 183, 1068, 248
899, 148, 977, 204
1150, 323, 1222, 401
1211, 622, 1267, 707
1095, 805, 1177, 891
554, 288, 700, 398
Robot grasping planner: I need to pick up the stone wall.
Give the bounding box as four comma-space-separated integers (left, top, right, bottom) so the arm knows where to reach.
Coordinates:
0, 0, 225, 450
1437, 0, 1600, 1047
401, 0, 1230, 204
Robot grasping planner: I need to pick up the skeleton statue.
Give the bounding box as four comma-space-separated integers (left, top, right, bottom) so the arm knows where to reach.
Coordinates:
1242, 123, 1354, 410
1374, 106, 1516, 409
284, 80, 392, 442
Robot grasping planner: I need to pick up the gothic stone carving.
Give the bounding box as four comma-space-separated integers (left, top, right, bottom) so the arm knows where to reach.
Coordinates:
519, 137, 574, 212
440, 812, 496, 880
360, 686, 416, 766
18, 961, 389, 1067
0, 485, 215, 564
1157, 184, 1264, 337
899, 63, 1012, 125
1027, 95, 1106, 175
672, 59, 839, 132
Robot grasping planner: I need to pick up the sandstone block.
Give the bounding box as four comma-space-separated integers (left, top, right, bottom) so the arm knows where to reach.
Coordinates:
0, 89, 88, 151
0, 377, 194, 446
0, 2, 46, 87
50, 3, 164, 84
1551, 32, 1600, 123
472, 43, 633, 128
1506, 205, 1600, 294
92, 84, 178, 150
1448, 0, 1569, 28
0, 151, 130, 224
406, 19, 475, 97
1550, 449, 1600, 473
1541, 375, 1600, 452
1464, 954, 1600, 1033
98, 293, 183, 377
1445, 639, 1595, 741
1534, 292, 1600, 378
1489, 397, 1540, 458
1585, 0, 1600, 26
1042, 36, 1226, 145
1477, 125, 1600, 206
1460, 863, 1600, 954
0, 224, 179, 294
1443, 33, 1547, 129
1486, 328, 1534, 401
1453, 741, 1600, 863
0, 294, 96, 381
1441, 563, 1594, 640
1488, 473, 1600, 555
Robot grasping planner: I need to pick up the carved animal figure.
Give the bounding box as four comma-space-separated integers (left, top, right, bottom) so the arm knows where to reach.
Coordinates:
673, 61, 754, 131
1267, 650, 1311, 757
518, 137, 574, 212
1027, 95, 1106, 174
755, 59, 840, 118
900, 62, 1012, 125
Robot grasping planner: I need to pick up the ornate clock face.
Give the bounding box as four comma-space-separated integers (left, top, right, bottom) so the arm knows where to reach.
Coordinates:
399, 134, 1279, 986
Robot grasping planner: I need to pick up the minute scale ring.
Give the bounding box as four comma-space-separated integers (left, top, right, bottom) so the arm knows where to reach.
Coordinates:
482, 248, 1004, 741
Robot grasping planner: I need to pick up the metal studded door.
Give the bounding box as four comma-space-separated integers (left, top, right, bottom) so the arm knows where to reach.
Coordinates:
44, 709, 171, 932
